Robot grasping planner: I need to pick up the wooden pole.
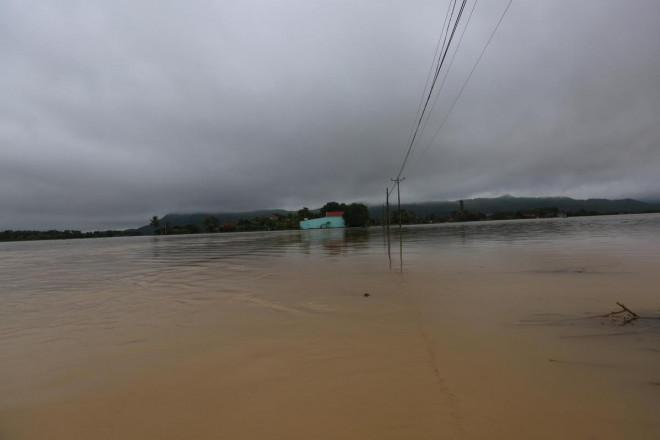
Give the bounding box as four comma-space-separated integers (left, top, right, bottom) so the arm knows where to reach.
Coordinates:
391, 177, 405, 231
397, 179, 401, 230
385, 187, 390, 233
385, 187, 391, 269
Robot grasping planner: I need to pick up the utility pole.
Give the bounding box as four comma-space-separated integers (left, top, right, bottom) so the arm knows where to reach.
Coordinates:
391, 177, 405, 231
385, 187, 391, 269
385, 187, 390, 233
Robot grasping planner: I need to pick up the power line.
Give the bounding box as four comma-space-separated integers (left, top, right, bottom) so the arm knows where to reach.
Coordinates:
405, 0, 456, 149
407, 0, 479, 164
394, 0, 467, 182
392, 0, 469, 185
408, 0, 514, 176
386, 0, 513, 216
389, 0, 470, 195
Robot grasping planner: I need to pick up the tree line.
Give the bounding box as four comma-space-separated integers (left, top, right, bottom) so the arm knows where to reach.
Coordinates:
384, 206, 613, 225
3, 202, 650, 242
0, 229, 141, 242
149, 202, 371, 235
0, 202, 371, 242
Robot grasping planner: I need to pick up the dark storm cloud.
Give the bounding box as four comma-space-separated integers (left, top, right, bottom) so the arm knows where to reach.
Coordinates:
1, 0, 659, 230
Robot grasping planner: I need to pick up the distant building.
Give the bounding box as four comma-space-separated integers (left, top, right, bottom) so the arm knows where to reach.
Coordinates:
299, 211, 345, 230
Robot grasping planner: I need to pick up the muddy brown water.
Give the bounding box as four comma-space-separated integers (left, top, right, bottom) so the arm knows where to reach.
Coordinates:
1, 215, 660, 439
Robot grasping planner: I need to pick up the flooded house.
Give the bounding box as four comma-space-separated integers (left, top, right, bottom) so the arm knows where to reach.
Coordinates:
299, 211, 345, 230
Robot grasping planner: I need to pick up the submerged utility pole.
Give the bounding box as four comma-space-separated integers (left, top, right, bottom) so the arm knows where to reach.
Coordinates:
385, 187, 390, 233
385, 187, 391, 269
391, 177, 405, 231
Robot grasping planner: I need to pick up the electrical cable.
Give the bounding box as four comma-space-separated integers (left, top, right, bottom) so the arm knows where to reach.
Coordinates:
392, 0, 469, 186
407, 0, 514, 176
407, 0, 479, 163
405, 0, 456, 148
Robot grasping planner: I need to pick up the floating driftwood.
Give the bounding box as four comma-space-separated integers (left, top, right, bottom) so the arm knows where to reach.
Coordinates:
593, 302, 658, 326
517, 302, 659, 328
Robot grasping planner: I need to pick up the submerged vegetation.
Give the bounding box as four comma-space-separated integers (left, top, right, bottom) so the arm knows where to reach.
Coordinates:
151, 202, 371, 235
381, 200, 660, 226
2, 197, 659, 242
0, 229, 141, 242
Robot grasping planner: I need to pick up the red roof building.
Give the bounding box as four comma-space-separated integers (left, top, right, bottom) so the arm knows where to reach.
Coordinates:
326, 211, 344, 217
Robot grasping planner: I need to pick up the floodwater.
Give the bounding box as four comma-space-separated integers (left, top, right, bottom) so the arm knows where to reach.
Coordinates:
1, 214, 659, 439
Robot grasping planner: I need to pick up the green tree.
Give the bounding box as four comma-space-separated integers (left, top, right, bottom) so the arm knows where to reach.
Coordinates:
343, 203, 369, 227
149, 216, 160, 234
171, 224, 200, 234
297, 207, 319, 220
391, 208, 419, 225
320, 202, 344, 216
202, 216, 220, 233
451, 210, 486, 222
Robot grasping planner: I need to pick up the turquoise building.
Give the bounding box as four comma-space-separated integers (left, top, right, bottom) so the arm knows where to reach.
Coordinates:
299, 212, 345, 230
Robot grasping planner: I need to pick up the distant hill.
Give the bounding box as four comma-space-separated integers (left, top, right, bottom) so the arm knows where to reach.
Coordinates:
139, 196, 660, 233
368, 196, 660, 218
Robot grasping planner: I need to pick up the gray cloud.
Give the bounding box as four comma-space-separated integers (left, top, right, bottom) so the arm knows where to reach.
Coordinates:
1, 0, 659, 230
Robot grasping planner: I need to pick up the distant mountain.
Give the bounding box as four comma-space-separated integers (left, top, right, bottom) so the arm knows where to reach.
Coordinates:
367, 196, 660, 219
139, 197, 660, 233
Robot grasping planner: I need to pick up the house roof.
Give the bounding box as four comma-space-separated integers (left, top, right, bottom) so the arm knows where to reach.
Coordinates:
326, 211, 344, 217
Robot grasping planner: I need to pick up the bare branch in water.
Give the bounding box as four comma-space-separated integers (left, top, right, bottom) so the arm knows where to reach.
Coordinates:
592, 302, 660, 326
616, 301, 639, 317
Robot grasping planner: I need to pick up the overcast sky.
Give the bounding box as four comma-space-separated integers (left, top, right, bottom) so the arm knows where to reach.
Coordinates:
2, 0, 659, 230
